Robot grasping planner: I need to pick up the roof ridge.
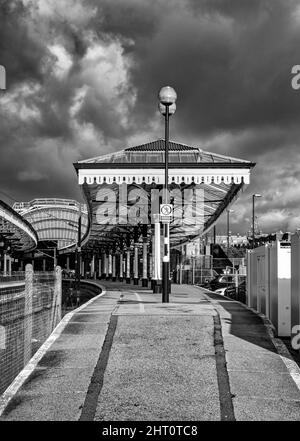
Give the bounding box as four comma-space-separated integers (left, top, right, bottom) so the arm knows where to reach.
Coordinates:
125, 139, 199, 151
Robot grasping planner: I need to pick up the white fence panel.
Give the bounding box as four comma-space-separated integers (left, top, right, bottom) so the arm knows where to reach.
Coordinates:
247, 241, 291, 337
271, 242, 291, 337
291, 233, 300, 334
247, 245, 270, 314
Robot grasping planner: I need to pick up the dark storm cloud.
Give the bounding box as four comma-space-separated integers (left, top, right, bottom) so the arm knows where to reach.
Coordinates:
3, 0, 299, 143
96, 0, 300, 137
0, 0, 128, 204
0, 1, 46, 87
92, 0, 300, 234
0, 0, 300, 234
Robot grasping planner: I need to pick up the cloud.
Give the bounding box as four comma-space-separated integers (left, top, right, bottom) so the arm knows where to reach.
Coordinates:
17, 170, 48, 182
48, 44, 73, 79
0, 0, 300, 235
0, 1, 47, 87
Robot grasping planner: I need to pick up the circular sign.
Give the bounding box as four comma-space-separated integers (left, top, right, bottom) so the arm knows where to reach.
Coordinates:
160, 204, 173, 216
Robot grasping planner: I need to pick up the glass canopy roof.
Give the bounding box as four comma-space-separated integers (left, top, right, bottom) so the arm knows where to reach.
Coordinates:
74, 139, 255, 251
0, 200, 38, 253
78, 139, 251, 166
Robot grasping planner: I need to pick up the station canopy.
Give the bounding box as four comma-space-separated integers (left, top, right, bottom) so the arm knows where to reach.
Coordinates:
0, 200, 38, 253
74, 139, 255, 252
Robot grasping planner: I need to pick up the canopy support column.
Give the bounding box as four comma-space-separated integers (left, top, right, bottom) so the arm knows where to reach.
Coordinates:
149, 252, 153, 282
2, 253, 6, 275
91, 254, 95, 278
105, 253, 109, 280
101, 252, 106, 279
8, 256, 12, 276
133, 228, 139, 285
112, 253, 116, 281
133, 245, 139, 285
119, 251, 124, 282
126, 237, 131, 284
142, 225, 148, 287
179, 246, 183, 284
126, 249, 131, 284
108, 251, 112, 280
152, 214, 162, 293
98, 258, 101, 279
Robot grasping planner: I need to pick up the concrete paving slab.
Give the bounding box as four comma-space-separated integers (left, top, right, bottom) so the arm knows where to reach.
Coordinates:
220, 313, 264, 325
233, 396, 300, 421
222, 334, 277, 353
62, 322, 111, 334
94, 315, 220, 421
69, 313, 111, 323
228, 370, 300, 400
1, 390, 86, 421
49, 331, 107, 350
116, 303, 216, 316
226, 349, 293, 373
19, 366, 95, 394
221, 323, 270, 337
37, 348, 101, 369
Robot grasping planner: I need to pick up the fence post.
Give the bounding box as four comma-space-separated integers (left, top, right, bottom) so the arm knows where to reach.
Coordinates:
54, 266, 62, 325
192, 257, 195, 285
24, 264, 33, 365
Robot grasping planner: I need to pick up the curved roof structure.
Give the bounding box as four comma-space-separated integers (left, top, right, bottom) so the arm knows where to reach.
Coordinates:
0, 200, 38, 252
13, 198, 88, 251
74, 139, 255, 251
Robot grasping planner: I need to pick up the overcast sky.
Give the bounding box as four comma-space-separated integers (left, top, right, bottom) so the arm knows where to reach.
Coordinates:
1, 0, 300, 235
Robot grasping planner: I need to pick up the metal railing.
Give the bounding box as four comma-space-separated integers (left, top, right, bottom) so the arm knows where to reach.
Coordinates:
0, 271, 25, 283
173, 255, 247, 286
0, 265, 62, 395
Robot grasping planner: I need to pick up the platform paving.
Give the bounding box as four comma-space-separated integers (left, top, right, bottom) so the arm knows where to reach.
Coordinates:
1, 282, 300, 421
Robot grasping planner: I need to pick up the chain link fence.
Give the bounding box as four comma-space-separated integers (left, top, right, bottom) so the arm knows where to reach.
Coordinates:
173, 255, 215, 285
173, 255, 247, 287
0, 265, 62, 395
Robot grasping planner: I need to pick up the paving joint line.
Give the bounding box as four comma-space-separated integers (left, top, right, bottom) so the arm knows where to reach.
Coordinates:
213, 311, 236, 421
79, 314, 118, 421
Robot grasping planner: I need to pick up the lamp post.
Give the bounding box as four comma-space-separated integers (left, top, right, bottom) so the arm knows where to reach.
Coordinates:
226, 209, 234, 253
252, 194, 262, 249
158, 86, 177, 303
